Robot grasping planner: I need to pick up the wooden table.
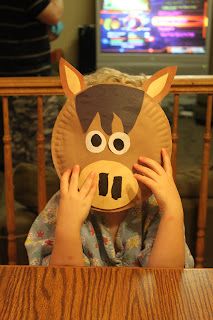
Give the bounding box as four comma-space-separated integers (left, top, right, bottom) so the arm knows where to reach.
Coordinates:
0, 266, 212, 320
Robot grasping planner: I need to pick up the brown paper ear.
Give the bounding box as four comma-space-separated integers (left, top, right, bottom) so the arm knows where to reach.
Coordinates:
142, 66, 177, 103
59, 58, 86, 98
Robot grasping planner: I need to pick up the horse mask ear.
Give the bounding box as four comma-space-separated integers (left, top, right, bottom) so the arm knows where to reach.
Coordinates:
142, 66, 177, 103
59, 58, 86, 98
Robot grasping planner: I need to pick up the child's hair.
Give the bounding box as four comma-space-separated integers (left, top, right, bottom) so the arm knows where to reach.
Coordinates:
84, 67, 147, 89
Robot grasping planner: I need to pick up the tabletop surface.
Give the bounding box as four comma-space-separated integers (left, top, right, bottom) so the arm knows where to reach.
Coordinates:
0, 266, 212, 320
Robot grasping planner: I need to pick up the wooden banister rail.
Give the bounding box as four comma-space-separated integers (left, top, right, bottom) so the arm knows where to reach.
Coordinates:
171, 94, 180, 180
2, 97, 16, 264
196, 95, 213, 267
0, 76, 213, 95
36, 96, 47, 212
0, 77, 63, 96
0, 75, 213, 266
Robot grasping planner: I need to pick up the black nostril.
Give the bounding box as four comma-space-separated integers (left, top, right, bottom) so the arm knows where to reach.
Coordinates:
99, 173, 108, 196
111, 176, 122, 200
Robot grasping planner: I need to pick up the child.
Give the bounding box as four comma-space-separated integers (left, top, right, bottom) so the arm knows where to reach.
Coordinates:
25, 63, 194, 268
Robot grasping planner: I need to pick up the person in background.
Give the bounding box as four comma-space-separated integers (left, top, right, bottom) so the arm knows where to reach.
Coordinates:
0, 0, 64, 168
48, 21, 64, 41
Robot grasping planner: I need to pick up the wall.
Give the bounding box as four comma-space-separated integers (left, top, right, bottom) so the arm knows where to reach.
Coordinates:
51, 0, 95, 67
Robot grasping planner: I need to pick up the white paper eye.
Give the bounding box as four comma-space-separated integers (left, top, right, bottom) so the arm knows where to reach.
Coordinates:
85, 130, 107, 153
108, 132, 130, 155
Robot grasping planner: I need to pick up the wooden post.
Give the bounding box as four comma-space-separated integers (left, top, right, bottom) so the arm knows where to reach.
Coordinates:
2, 97, 17, 264
37, 96, 47, 213
195, 94, 213, 267
171, 94, 180, 180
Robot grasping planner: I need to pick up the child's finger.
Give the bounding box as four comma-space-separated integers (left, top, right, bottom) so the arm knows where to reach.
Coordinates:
134, 174, 156, 192
80, 172, 97, 198
133, 163, 159, 181
69, 165, 80, 192
138, 156, 164, 175
162, 148, 173, 177
87, 175, 98, 200
60, 168, 72, 194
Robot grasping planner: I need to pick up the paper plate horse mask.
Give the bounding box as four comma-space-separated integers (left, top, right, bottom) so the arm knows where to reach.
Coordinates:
52, 59, 176, 212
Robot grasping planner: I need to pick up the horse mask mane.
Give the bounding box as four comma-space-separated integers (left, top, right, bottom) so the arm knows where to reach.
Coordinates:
52, 58, 176, 213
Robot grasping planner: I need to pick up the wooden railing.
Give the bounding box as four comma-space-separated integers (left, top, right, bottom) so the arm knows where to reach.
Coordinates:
0, 76, 213, 267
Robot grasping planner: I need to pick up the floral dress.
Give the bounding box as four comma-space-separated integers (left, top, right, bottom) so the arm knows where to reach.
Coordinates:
25, 191, 194, 267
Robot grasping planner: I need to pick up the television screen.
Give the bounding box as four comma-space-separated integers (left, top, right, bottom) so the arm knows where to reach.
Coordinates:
100, 0, 208, 54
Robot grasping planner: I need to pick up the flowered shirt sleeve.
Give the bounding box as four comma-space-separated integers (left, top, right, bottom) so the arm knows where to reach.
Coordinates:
25, 191, 91, 266
25, 191, 59, 265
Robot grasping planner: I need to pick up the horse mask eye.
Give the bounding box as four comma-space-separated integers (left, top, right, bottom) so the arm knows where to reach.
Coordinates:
108, 132, 130, 155
86, 130, 106, 153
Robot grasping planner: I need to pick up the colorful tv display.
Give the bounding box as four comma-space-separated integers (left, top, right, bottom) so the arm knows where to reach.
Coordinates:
100, 0, 208, 54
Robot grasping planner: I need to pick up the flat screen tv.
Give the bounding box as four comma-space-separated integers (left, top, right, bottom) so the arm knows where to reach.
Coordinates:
96, 0, 213, 74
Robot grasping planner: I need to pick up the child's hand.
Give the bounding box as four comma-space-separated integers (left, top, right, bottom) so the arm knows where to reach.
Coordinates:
57, 165, 97, 230
133, 148, 183, 215
51, 165, 97, 266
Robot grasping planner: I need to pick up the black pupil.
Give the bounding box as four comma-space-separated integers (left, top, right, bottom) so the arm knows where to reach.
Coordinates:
91, 134, 102, 147
113, 138, 124, 151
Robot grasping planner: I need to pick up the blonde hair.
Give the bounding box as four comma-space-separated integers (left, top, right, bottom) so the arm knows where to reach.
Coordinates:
84, 67, 147, 89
